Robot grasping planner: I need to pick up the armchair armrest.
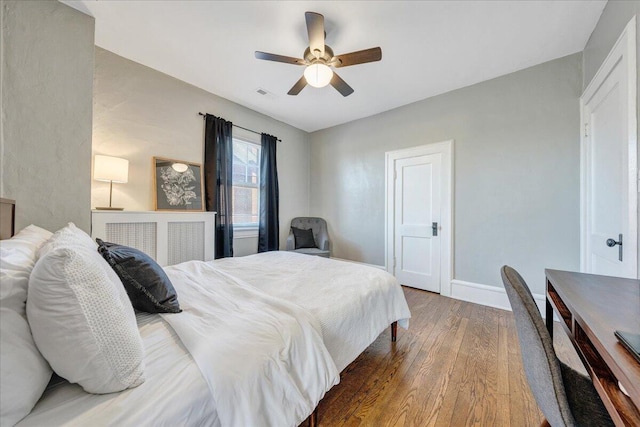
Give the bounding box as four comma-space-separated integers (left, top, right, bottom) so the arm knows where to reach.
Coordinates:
286, 230, 295, 250
316, 228, 330, 251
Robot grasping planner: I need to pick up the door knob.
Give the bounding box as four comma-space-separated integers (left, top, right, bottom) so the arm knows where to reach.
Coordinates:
606, 238, 621, 247
606, 234, 622, 262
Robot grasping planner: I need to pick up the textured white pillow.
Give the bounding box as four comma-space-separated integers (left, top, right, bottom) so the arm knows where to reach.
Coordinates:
0, 225, 53, 426
38, 222, 96, 258
27, 244, 145, 394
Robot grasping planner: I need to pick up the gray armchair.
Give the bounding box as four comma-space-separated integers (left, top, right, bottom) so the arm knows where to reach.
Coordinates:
286, 217, 330, 258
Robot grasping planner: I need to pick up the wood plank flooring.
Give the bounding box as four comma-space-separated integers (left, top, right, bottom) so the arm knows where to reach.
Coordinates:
312, 286, 582, 427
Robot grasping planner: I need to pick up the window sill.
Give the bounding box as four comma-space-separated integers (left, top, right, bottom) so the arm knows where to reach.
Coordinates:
234, 227, 259, 239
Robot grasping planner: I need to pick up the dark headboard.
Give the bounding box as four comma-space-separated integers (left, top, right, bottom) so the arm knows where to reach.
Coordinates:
0, 198, 16, 239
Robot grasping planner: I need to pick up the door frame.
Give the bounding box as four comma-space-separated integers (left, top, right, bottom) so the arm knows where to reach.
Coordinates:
580, 16, 637, 276
385, 140, 454, 295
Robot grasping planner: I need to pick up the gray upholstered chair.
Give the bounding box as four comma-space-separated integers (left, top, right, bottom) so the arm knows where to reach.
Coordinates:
501, 266, 613, 427
286, 217, 330, 258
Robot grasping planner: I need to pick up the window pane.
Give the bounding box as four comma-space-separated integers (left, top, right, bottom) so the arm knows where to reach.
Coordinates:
233, 163, 247, 184
248, 166, 259, 184
233, 140, 248, 164
232, 185, 259, 224
248, 146, 259, 164
232, 138, 261, 226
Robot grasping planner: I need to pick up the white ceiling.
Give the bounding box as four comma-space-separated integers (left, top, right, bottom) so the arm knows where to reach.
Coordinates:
62, 1, 605, 133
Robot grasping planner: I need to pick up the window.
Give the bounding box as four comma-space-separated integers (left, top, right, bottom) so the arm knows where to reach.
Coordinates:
232, 138, 260, 227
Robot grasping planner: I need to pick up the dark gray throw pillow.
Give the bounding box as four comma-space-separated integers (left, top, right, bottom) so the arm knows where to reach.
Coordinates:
292, 227, 316, 249
96, 239, 181, 314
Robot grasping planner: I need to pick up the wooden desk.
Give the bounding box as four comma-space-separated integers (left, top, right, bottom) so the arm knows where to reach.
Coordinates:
545, 269, 640, 426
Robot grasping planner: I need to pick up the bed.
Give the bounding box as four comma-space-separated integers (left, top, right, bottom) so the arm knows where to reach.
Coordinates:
0, 199, 411, 426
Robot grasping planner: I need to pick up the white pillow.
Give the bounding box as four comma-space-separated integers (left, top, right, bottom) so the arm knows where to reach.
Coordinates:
27, 244, 145, 394
38, 222, 96, 258
0, 225, 53, 426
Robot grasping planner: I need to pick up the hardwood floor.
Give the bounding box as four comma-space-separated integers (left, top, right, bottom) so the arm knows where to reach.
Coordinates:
314, 286, 582, 427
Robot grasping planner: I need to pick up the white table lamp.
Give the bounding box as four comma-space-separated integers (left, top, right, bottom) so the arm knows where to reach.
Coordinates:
94, 155, 129, 210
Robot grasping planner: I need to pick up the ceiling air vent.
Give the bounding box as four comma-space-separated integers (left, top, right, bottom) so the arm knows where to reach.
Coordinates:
255, 87, 276, 99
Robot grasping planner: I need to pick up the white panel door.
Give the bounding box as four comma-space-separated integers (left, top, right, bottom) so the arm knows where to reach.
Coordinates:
582, 18, 637, 279
394, 154, 441, 292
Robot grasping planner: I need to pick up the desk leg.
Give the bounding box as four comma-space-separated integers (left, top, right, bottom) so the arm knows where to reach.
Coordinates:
545, 296, 553, 340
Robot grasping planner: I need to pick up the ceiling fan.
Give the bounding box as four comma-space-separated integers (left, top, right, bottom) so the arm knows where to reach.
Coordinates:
255, 11, 382, 97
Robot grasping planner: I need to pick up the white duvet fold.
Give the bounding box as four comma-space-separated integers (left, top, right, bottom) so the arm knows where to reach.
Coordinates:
212, 252, 412, 372
162, 261, 340, 427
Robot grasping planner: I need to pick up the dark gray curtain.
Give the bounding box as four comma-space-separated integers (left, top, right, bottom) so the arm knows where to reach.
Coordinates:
258, 133, 279, 252
204, 114, 234, 258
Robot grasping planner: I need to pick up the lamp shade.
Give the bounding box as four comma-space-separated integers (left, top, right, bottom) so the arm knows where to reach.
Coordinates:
94, 155, 129, 183
304, 63, 333, 88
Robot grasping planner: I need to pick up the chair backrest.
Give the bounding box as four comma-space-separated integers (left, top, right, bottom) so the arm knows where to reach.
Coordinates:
501, 266, 575, 427
290, 217, 329, 250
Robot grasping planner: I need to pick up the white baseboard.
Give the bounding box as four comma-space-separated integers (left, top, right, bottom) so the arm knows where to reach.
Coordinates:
330, 257, 386, 270
450, 279, 549, 318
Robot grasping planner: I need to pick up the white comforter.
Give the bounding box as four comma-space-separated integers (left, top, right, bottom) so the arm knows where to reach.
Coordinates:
18, 253, 406, 426
212, 252, 411, 372
162, 261, 340, 427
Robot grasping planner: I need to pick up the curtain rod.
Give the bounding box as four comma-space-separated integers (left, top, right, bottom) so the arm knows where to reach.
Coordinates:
198, 112, 281, 142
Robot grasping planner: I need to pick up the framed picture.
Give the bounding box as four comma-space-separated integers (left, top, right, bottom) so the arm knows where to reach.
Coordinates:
153, 157, 204, 211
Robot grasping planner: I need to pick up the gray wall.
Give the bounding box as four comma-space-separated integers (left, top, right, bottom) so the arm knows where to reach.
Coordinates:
583, 1, 639, 91
0, 0, 94, 232
93, 48, 310, 253
309, 53, 583, 293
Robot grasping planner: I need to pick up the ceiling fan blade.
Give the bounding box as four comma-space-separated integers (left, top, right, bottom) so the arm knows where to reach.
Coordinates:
255, 51, 306, 65
332, 47, 382, 68
287, 76, 307, 95
305, 12, 325, 57
330, 72, 354, 97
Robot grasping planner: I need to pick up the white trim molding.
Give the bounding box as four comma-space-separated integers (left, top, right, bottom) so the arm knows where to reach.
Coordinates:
234, 227, 259, 239
450, 279, 548, 318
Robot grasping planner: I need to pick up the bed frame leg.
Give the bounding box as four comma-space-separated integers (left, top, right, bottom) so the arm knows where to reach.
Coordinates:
309, 407, 318, 427
391, 321, 398, 342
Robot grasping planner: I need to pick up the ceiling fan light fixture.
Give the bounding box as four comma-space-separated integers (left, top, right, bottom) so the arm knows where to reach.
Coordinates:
304, 63, 333, 88
256, 12, 380, 96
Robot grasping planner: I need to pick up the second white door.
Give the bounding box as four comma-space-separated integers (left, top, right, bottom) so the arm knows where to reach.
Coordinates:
581, 17, 637, 279
393, 153, 442, 292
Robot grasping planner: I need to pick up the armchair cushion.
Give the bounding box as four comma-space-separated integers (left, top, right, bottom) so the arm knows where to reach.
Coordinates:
291, 227, 316, 249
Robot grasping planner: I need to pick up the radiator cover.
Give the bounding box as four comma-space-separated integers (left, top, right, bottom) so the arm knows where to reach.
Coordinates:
92, 211, 215, 266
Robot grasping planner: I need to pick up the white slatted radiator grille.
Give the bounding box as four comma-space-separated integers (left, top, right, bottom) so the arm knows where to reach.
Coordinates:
168, 221, 205, 265
92, 211, 215, 266
105, 222, 157, 259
